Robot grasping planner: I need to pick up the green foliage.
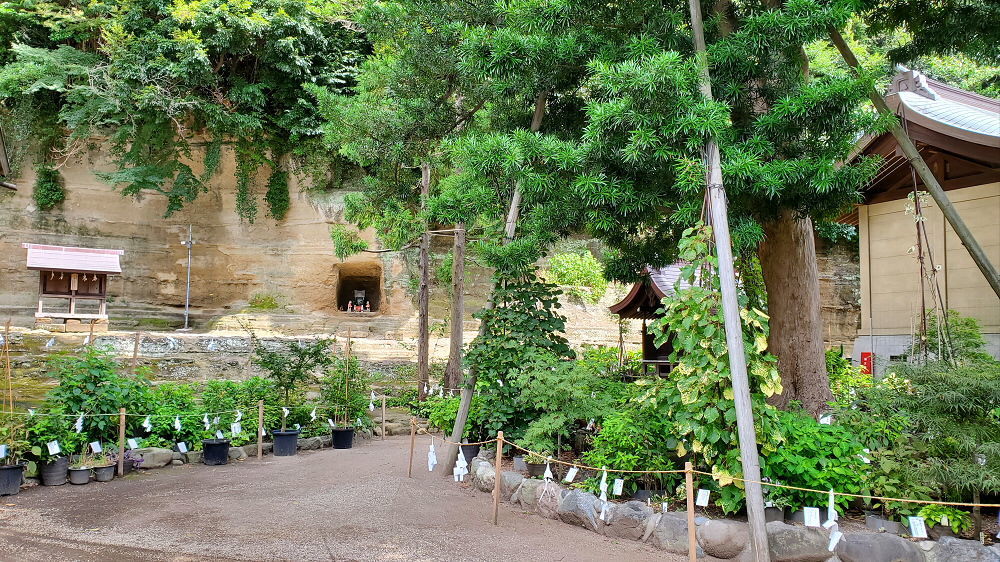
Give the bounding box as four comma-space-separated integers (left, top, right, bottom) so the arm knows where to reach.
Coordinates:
908, 309, 993, 364
465, 273, 573, 440
582, 407, 678, 494
319, 355, 375, 430
826, 348, 871, 404
264, 167, 290, 221
917, 504, 973, 534
26, 405, 84, 462
247, 293, 282, 311
640, 225, 784, 513
250, 337, 334, 419
32, 163, 64, 210
0, 412, 29, 465
543, 251, 608, 304
761, 409, 866, 512
141, 383, 204, 449
329, 224, 369, 260
0, 0, 363, 219
43, 346, 151, 444
200, 377, 278, 446
426, 395, 487, 440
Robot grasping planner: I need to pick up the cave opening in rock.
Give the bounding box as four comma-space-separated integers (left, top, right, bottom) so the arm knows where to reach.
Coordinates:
336, 261, 383, 313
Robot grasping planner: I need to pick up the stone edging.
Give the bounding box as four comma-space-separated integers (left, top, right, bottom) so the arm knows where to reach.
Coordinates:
466, 455, 1000, 562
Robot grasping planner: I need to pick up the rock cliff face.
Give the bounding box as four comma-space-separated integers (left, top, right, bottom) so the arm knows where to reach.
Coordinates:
816, 238, 862, 355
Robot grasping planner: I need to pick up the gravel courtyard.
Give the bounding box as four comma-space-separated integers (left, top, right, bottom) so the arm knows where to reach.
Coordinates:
0, 435, 674, 561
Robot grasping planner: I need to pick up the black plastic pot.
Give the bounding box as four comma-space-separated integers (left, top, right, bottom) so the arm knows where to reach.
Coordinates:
93, 465, 115, 482
0, 464, 25, 496
122, 459, 136, 474
272, 430, 300, 456
460, 443, 481, 461
68, 467, 91, 485
202, 438, 231, 465
526, 462, 546, 478
332, 427, 355, 449
40, 457, 69, 486
631, 489, 666, 502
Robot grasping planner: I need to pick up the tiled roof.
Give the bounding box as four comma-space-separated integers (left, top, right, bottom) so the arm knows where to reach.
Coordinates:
22, 243, 124, 273
647, 263, 690, 296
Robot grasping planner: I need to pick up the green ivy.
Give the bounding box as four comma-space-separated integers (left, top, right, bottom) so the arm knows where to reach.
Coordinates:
264, 168, 290, 221
32, 163, 64, 210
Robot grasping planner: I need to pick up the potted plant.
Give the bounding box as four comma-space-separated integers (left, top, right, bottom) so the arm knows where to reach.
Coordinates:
202, 436, 230, 465
27, 410, 76, 486
110, 449, 143, 474
321, 354, 371, 450
68, 453, 92, 485
90, 452, 116, 482
524, 451, 549, 478
0, 413, 28, 496
251, 334, 334, 456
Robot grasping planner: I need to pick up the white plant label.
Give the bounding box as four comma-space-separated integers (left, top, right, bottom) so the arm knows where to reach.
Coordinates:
0, 445, 7, 459
496, 379, 503, 387
310, 408, 317, 421
89, 441, 102, 454
695, 489, 711, 507
662, 502, 669, 513
47, 440, 61, 455
215, 430, 225, 440
586, 419, 595, 431
294, 423, 301, 430
612, 478, 624, 496
765, 501, 774, 508
174, 416, 181, 431
819, 414, 832, 425
231, 422, 242, 436
74, 414, 84, 433
327, 419, 335, 428
859, 448, 871, 464
804, 507, 822, 528
369, 402, 375, 411
563, 466, 579, 483
127, 438, 139, 450
281, 407, 289, 418
909, 516, 928, 539
177, 442, 188, 454
828, 530, 843, 551
941, 515, 949, 527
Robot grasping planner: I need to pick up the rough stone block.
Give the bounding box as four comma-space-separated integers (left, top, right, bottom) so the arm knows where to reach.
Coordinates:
182, 451, 202, 464
766, 521, 831, 562
536, 482, 562, 520
836, 531, 924, 562
557, 489, 603, 534
298, 436, 321, 450
928, 536, 1000, 562
865, 514, 906, 535
133, 447, 173, 469
170, 459, 183, 466
499, 471, 523, 501
699, 519, 749, 559
648, 512, 700, 555
473, 464, 495, 493
605, 500, 653, 541
228, 446, 248, 461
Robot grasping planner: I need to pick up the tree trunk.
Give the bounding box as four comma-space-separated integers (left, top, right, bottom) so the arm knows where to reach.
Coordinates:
417, 162, 431, 401
444, 222, 466, 390
758, 208, 832, 416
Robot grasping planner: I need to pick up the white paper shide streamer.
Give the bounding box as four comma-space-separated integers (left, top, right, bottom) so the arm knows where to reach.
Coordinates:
174, 415, 182, 431
427, 439, 438, 472
543, 460, 553, 482
203, 413, 211, 430
453, 448, 468, 482
74, 414, 84, 433
598, 468, 609, 521
142, 415, 152, 432
281, 407, 289, 418
310, 407, 317, 421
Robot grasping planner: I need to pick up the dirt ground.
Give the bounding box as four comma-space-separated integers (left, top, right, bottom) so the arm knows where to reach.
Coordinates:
0, 435, 676, 562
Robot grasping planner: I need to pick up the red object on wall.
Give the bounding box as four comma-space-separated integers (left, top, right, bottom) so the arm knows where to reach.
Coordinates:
860, 352, 874, 375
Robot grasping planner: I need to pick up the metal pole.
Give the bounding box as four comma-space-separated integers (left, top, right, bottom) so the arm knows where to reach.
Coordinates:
687, 0, 770, 559
828, 26, 1000, 300
182, 225, 194, 330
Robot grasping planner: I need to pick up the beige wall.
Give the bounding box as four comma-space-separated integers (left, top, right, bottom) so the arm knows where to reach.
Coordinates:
858, 182, 1000, 338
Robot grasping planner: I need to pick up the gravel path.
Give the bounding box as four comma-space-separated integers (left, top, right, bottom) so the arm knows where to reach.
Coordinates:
0, 436, 676, 561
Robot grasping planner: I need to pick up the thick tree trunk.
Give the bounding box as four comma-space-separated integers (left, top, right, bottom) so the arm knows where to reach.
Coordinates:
417, 162, 431, 401
444, 222, 466, 390
758, 208, 832, 416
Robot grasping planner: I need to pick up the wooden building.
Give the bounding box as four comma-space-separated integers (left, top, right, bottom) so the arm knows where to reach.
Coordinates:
609, 264, 689, 375
22, 243, 124, 332
844, 70, 1000, 371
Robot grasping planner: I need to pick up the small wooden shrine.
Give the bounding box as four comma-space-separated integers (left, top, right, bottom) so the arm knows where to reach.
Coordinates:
608, 264, 688, 375
22, 243, 124, 332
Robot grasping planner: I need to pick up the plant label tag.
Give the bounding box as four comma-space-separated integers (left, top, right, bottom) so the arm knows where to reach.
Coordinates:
909, 516, 928, 539
47, 440, 61, 455
0, 445, 7, 459
127, 438, 139, 450
612, 478, 624, 496
294, 424, 301, 430
327, 419, 335, 428
804, 507, 821, 527
142, 416, 152, 432
212, 416, 219, 425
369, 402, 375, 411
827, 530, 843, 551
940, 515, 949, 527
662, 502, 669, 513
370, 391, 377, 400
231, 423, 242, 436
695, 489, 711, 507
28, 409, 35, 417
215, 430, 225, 440
819, 414, 832, 425
859, 448, 871, 464
177, 442, 188, 454
563, 466, 579, 483
765, 501, 774, 508
89, 441, 102, 454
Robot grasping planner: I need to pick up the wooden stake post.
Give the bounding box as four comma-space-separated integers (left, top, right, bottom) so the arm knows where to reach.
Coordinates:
687, 0, 770, 559
3, 320, 12, 413
117, 408, 126, 476
381, 395, 386, 440
256, 400, 264, 460
344, 329, 352, 426
685, 462, 697, 562
407, 418, 417, 478
492, 432, 504, 525
131, 331, 141, 374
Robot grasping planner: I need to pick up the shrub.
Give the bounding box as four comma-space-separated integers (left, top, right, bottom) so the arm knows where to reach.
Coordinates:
826, 348, 871, 404
582, 406, 678, 495
143, 383, 206, 449
33, 164, 65, 210
247, 293, 282, 310
320, 355, 375, 430
543, 251, 608, 304
251, 336, 334, 429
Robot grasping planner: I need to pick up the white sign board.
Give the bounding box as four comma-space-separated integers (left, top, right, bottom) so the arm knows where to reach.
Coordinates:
127, 438, 139, 450
89, 441, 102, 454
695, 489, 711, 507
804, 507, 822, 528
177, 442, 188, 454
909, 516, 928, 539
